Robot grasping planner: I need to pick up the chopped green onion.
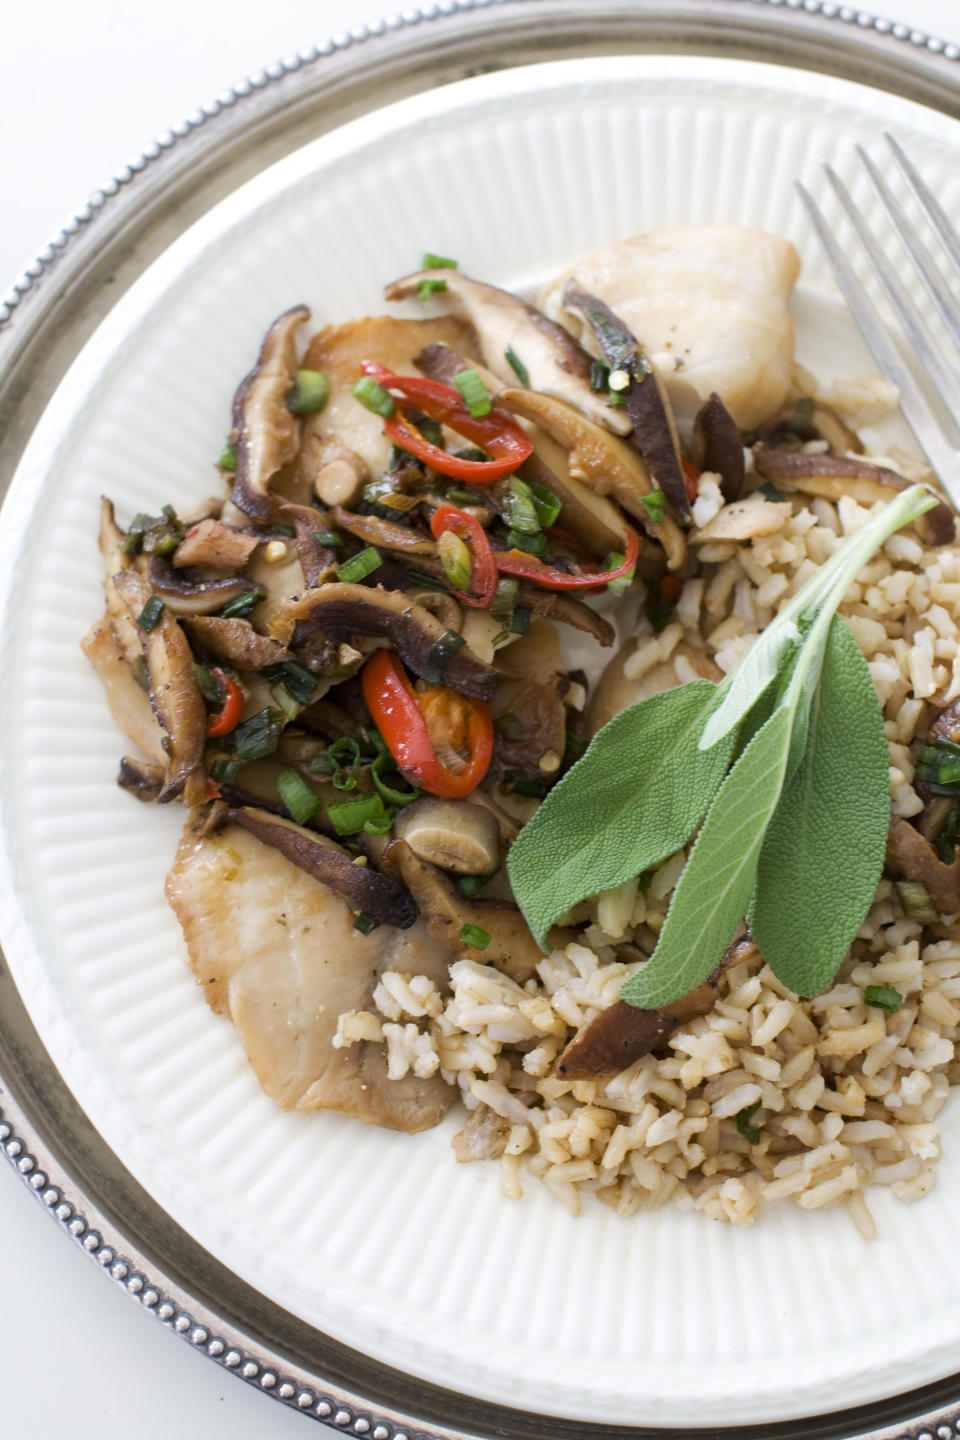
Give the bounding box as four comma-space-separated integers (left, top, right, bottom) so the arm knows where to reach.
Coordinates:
220, 586, 266, 619
916, 740, 960, 792
490, 576, 520, 622
506, 770, 552, 799
218, 442, 238, 472
363, 812, 397, 835
603, 551, 637, 597
125, 505, 184, 558
230, 707, 284, 763
453, 446, 489, 463
208, 757, 242, 784
421, 629, 466, 685
352, 376, 395, 418
271, 683, 301, 723
136, 595, 164, 633
336, 547, 383, 584
864, 984, 903, 1012
589, 359, 610, 393
418, 277, 448, 301
505, 346, 530, 387
458, 875, 489, 898
310, 736, 362, 791
262, 661, 316, 706
416, 418, 444, 448
275, 767, 321, 825
895, 880, 937, 923
607, 389, 626, 409
437, 530, 473, 592
639, 492, 666, 524
191, 661, 219, 702
313, 529, 343, 548
526, 480, 562, 530
459, 924, 491, 950
445, 487, 481, 506
736, 1100, 762, 1145
453, 368, 492, 419
406, 568, 451, 593
563, 731, 588, 767
270, 521, 296, 537
499, 476, 541, 535
371, 750, 421, 808
353, 912, 380, 935
286, 369, 329, 415
422, 251, 458, 271
131, 655, 149, 691
327, 792, 389, 836
760, 481, 783, 503
495, 713, 525, 741
937, 803, 960, 863
506, 529, 547, 556
510, 606, 531, 636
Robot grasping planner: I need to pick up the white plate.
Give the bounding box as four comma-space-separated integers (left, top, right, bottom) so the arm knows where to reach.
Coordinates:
3, 54, 960, 1431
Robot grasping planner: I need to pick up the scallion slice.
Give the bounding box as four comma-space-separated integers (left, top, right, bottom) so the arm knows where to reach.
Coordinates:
490, 576, 520, 622
136, 595, 164, 633
351, 376, 395, 418
453, 368, 492, 419
437, 530, 473, 592
313, 529, 343, 548
353, 912, 380, 935
208, 757, 242, 784
499, 476, 541, 535
589, 359, 610, 393
457, 875, 488, 898
327, 792, 390, 836
526, 479, 562, 530
262, 660, 317, 705
864, 984, 903, 1012
275, 767, 321, 825
895, 879, 937, 922
371, 750, 421, 808
505, 346, 530, 387
735, 1101, 762, 1145
191, 661, 219, 702
336, 547, 382, 584
422, 251, 458, 271
760, 481, 784, 503
603, 551, 637, 597
639, 491, 666, 524
218, 442, 237, 471
286, 369, 329, 415
459, 923, 491, 950
506, 529, 547, 556
418, 278, 448, 301
230, 707, 284, 763
219, 586, 266, 619
271, 683, 301, 723
421, 629, 466, 685
510, 606, 531, 636
406, 569, 450, 593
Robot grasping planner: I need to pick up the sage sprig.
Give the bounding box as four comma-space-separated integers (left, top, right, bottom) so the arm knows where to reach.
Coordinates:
508, 484, 937, 1006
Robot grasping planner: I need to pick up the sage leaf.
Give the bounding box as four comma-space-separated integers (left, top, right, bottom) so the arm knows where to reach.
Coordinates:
620, 704, 793, 1009
506, 681, 734, 948
747, 615, 889, 995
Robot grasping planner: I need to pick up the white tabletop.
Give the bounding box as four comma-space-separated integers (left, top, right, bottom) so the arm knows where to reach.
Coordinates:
3, 0, 960, 1435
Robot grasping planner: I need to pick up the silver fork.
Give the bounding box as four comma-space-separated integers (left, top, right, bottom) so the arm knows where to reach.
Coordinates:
796, 135, 960, 509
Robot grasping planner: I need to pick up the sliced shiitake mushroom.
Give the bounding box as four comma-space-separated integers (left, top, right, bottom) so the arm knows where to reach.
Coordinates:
147, 556, 253, 616
394, 798, 500, 875
172, 519, 259, 571
692, 392, 745, 502
231, 305, 310, 522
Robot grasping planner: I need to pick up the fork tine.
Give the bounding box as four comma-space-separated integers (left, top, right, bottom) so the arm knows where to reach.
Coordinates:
856, 144, 960, 357
795, 180, 960, 496
885, 131, 960, 283
823, 164, 960, 422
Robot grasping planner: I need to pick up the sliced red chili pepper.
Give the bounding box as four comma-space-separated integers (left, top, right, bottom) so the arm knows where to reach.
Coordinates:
361, 650, 493, 799
359, 360, 533, 482
205, 669, 244, 738
682, 460, 700, 505
429, 505, 497, 608
493, 526, 640, 592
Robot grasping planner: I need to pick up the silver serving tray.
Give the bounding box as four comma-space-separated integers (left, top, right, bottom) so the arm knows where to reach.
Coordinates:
4, 4, 960, 1435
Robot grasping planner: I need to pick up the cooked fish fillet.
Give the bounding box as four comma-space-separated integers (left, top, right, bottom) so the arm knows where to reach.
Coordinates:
541, 225, 801, 429
166, 823, 454, 1131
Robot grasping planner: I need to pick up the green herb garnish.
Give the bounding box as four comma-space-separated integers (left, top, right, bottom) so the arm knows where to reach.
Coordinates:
418, 278, 449, 301
736, 1101, 762, 1145
136, 595, 164, 633
422, 251, 458, 271
459, 924, 491, 950
505, 346, 530, 387
864, 985, 903, 1012
336, 547, 382, 584
453, 368, 492, 419
286, 368, 329, 415
220, 586, 266, 619
352, 376, 395, 418
218, 442, 238, 472
639, 491, 666, 524
508, 485, 935, 1006
230, 707, 284, 763
275, 767, 321, 826
327, 792, 391, 836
